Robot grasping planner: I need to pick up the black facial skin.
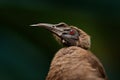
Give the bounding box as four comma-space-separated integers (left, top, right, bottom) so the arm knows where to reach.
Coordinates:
61, 28, 80, 46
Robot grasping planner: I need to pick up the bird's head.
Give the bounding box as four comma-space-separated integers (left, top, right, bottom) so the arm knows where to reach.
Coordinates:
31, 22, 90, 49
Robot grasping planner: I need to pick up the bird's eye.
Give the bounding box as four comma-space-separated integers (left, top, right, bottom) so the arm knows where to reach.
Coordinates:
69, 29, 75, 35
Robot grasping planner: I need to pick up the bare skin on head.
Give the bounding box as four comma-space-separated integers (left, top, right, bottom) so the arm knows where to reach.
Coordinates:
31, 22, 108, 80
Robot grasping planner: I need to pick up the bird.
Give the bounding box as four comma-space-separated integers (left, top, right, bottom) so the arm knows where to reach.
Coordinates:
31, 22, 108, 80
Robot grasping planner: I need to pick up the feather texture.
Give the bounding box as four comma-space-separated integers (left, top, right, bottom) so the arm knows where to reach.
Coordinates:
46, 46, 108, 80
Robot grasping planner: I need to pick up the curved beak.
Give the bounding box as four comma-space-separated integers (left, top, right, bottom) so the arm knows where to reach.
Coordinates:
30, 23, 70, 37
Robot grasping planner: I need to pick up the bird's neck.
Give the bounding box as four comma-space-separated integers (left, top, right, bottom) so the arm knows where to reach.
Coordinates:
57, 46, 87, 55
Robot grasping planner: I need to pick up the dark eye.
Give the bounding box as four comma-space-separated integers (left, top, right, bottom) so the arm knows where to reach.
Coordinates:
69, 29, 76, 35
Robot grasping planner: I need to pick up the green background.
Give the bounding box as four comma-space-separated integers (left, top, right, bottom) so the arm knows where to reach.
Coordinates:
0, 0, 120, 80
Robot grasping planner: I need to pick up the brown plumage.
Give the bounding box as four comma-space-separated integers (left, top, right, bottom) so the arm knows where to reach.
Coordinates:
31, 22, 108, 80
46, 47, 108, 80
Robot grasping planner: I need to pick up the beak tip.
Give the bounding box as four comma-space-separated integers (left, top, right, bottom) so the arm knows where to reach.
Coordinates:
30, 24, 37, 26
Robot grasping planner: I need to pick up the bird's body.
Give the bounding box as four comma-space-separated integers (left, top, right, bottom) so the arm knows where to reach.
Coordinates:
31, 22, 108, 80
46, 46, 107, 80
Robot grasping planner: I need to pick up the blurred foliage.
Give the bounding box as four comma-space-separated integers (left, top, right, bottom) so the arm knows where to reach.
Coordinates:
0, 0, 120, 80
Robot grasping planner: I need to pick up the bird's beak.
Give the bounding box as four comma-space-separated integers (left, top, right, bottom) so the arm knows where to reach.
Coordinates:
30, 23, 70, 37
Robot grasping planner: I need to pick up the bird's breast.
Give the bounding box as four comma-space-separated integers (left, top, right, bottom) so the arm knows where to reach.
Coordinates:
47, 46, 92, 80
46, 46, 107, 80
